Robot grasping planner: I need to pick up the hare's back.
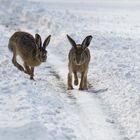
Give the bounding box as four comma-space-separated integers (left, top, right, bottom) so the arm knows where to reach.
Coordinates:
11, 32, 36, 51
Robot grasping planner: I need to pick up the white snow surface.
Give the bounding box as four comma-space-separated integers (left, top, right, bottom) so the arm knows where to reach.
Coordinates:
0, 0, 140, 140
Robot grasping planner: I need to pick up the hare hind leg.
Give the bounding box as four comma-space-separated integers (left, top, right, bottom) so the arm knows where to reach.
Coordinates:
12, 51, 24, 72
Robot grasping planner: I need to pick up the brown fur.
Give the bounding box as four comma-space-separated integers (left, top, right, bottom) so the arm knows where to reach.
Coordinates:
67, 35, 92, 90
8, 31, 51, 80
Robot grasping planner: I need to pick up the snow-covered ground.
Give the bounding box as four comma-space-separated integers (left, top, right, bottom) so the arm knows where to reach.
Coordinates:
0, 0, 140, 140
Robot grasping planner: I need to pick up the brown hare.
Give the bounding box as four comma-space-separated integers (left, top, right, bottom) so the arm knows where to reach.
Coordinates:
8, 31, 51, 80
67, 35, 92, 90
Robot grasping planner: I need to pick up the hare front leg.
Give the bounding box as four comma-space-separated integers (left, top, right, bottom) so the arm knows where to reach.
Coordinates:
12, 51, 24, 72
24, 62, 31, 75
83, 74, 88, 90
24, 63, 34, 80
30, 67, 34, 80
79, 72, 87, 90
67, 72, 73, 90
74, 71, 78, 86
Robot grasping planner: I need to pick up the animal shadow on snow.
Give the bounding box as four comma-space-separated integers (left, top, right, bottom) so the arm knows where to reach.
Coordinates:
87, 88, 108, 94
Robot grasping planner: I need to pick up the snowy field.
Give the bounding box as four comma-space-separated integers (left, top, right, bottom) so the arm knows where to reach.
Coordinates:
0, 0, 140, 140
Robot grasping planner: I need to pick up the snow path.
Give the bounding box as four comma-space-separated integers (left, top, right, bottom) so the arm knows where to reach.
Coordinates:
47, 52, 122, 140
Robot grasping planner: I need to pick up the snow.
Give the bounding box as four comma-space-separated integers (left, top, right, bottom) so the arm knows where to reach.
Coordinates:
0, 0, 140, 140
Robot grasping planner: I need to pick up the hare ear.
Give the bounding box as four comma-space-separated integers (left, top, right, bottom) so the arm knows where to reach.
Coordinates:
43, 35, 51, 49
82, 35, 92, 49
35, 34, 42, 48
67, 35, 77, 50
